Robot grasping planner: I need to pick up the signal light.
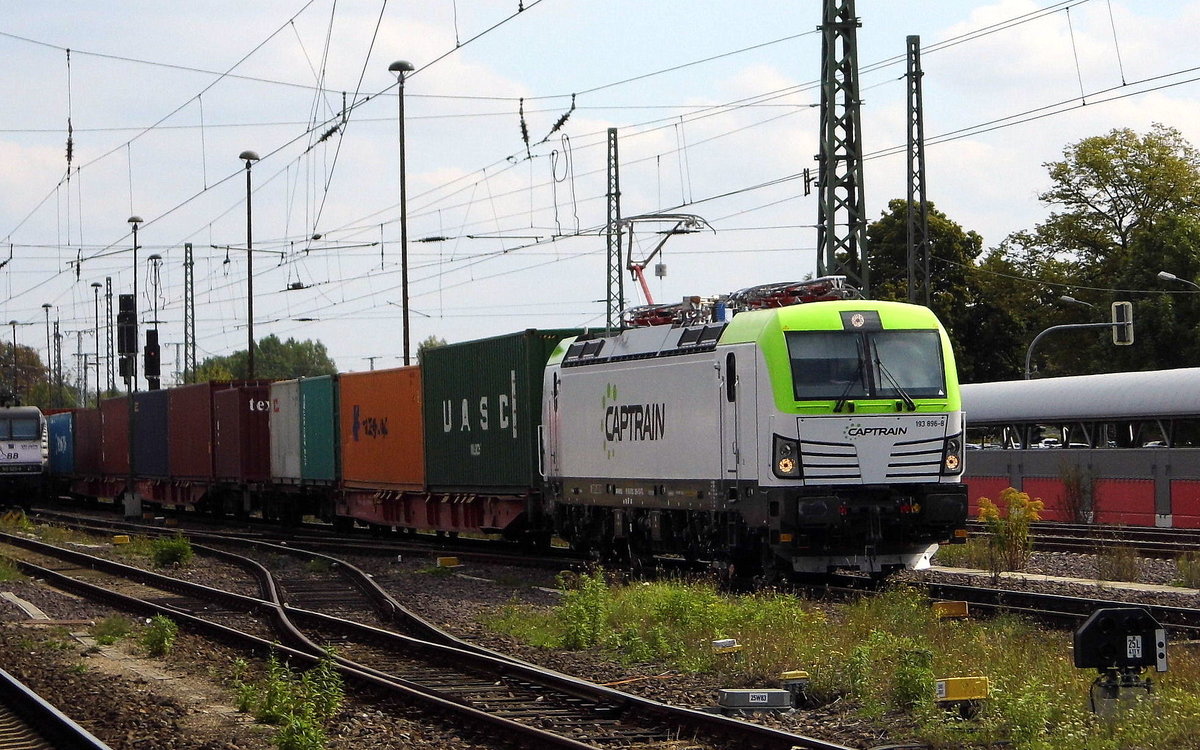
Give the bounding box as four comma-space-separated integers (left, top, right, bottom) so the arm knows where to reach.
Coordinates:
1111, 301, 1134, 346
117, 294, 136, 356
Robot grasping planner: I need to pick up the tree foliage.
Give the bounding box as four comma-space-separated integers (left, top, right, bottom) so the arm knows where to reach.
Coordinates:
416, 335, 447, 364
194, 335, 337, 381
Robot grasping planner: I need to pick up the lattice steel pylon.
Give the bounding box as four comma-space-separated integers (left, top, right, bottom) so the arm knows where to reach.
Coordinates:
816, 0, 869, 295
906, 35, 931, 306
605, 128, 624, 330
183, 242, 196, 382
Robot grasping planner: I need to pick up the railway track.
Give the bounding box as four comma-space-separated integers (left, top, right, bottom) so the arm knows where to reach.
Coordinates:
0, 525, 854, 750
966, 520, 1200, 558
0, 666, 112, 750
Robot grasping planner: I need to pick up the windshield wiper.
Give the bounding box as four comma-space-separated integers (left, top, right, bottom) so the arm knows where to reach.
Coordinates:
873, 345, 916, 411
833, 339, 867, 413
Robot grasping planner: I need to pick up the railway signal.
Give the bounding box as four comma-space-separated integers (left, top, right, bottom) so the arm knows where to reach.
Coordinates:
1111, 301, 1134, 346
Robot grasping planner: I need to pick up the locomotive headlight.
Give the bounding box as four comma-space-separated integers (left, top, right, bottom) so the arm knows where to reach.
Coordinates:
773, 435, 802, 479
942, 436, 964, 475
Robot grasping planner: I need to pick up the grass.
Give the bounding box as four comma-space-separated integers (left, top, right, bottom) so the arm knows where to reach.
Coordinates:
931, 538, 991, 569
484, 571, 1200, 749
1096, 545, 1140, 582
90, 615, 135, 645
0, 556, 27, 582
1176, 551, 1200, 589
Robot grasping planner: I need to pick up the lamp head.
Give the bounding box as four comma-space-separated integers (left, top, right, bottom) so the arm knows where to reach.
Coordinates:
389, 60, 415, 76
127, 216, 143, 226
1157, 271, 1178, 282
239, 150, 260, 163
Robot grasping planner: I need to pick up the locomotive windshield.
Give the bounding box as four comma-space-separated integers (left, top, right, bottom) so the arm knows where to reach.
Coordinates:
0, 418, 40, 440
786, 329, 946, 401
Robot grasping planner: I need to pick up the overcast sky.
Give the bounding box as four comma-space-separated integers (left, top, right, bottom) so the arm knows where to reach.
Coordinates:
3, 0, 1199, 384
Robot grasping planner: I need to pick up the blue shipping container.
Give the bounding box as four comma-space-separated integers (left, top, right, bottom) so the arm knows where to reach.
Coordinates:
47, 412, 75, 476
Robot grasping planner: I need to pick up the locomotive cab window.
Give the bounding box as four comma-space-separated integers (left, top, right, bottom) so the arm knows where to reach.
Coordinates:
785, 329, 945, 401
10, 418, 39, 440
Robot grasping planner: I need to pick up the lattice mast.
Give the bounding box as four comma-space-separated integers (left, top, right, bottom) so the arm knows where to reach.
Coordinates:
183, 242, 196, 382
906, 35, 931, 306
816, 0, 870, 295
605, 128, 624, 330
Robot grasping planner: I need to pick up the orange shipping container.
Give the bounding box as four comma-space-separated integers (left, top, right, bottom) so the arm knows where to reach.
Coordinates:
338, 366, 424, 490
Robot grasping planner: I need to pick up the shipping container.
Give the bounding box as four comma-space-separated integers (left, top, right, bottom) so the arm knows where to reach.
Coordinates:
339, 367, 422, 490
214, 385, 271, 482
133, 390, 169, 478
99, 396, 130, 476
300, 375, 338, 483
168, 382, 227, 480
422, 329, 579, 492
74, 408, 102, 475
270, 379, 301, 482
47, 412, 74, 476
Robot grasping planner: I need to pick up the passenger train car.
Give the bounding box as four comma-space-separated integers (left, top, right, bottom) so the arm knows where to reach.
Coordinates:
961, 368, 1200, 528
38, 277, 968, 578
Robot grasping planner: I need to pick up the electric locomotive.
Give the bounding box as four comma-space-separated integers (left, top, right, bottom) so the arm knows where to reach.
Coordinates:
0, 405, 47, 507
542, 277, 968, 577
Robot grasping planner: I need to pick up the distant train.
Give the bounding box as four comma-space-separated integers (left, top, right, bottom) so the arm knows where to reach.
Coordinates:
38, 277, 967, 577
961, 368, 1200, 528
0, 405, 46, 504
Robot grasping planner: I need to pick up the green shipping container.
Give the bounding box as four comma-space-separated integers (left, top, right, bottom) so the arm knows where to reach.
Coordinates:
300, 375, 339, 483
422, 329, 579, 492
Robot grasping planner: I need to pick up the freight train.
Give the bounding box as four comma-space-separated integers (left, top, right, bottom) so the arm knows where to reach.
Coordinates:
37, 277, 968, 578
961, 368, 1200, 528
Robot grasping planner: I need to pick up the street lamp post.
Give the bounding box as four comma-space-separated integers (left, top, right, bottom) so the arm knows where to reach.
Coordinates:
40, 303, 51, 404
389, 60, 415, 366
91, 282, 102, 406
1157, 270, 1200, 291
240, 150, 260, 379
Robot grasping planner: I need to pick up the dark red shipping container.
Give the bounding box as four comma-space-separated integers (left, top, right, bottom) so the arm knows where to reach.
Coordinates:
168, 382, 227, 480
99, 396, 129, 476
214, 385, 271, 482
74, 408, 102, 475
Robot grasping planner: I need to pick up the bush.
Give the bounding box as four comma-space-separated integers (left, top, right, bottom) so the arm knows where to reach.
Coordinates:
232, 652, 343, 750
978, 488, 1043, 575
557, 569, 613, 649
151, 535, 194, 567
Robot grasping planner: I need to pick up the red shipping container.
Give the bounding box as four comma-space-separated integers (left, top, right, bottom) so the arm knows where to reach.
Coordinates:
168, 382, 228, 480
339, 367, 424, 490
99, 396, 130, 476
214, 385, 271, 482
74, 408, 102, 475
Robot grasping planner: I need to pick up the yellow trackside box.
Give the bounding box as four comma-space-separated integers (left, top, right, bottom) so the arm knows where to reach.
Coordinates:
936, 677, 990, 702
435, 556, 461, 568
112, 535, 131, 545
933, 600, 970, 619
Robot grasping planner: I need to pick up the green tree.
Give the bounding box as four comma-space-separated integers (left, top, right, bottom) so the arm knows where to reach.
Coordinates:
1001, 125, 1200, 377
416, 335, 446, 364
195, 335, 337, 380
865, 199, 998, 380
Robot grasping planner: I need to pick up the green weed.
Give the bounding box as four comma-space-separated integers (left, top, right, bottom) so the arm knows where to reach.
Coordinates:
231, 651, 344, 750
1096, 545, 1140, 582
932, 537, 991, 569
1176, 551, 1200, 589
90, 615, 134, 645
150, 535, 194, 567
0, 556, 27, 581
141, 614, 179, 656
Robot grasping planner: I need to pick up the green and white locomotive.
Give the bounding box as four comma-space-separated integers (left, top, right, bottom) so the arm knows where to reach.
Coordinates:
541, 277, 967, 578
